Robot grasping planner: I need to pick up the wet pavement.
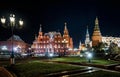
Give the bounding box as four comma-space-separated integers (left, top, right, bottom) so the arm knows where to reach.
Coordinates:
1, 58, 120, 77
45, 67, 98, 77
44, 60, 120, 77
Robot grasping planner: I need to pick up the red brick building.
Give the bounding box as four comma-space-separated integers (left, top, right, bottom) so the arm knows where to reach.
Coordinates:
31, 23, 73, 56
0, 35, 29, 53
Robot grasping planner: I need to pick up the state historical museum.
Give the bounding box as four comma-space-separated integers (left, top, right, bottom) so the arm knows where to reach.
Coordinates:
31, 23, 73, 56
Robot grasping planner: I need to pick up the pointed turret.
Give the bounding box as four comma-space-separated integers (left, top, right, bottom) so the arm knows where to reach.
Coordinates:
63, 22, 69, 36
39, 24, 43, 36
94, 17, 101, 31
63, 22, 69, 38
95, 17, 99, 25
39, 24, 42, 32
86, 26, 89, 34
64, 22, 67, 30
92, 17, 102, 47
85, 26, 90, 47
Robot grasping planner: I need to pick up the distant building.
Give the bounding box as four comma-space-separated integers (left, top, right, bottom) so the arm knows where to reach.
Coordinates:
91, 17, 120, 48
79, 42, 86, 51
92, 17, 102, 47
0, 35, 29, 53
102, 36, 120, 47
31, 23, 73, 56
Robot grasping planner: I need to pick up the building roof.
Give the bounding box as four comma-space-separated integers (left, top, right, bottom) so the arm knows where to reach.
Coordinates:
7, 35, 24, 42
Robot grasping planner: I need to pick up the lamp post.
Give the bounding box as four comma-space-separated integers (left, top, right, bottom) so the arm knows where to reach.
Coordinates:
87, 52, 92, 63
1, 14, 23, 65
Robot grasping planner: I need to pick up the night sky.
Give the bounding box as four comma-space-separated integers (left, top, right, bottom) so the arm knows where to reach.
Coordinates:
0, 0, 120, 48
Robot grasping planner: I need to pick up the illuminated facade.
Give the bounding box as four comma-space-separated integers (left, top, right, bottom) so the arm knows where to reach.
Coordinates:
102, 36, 120, 47
31, 23, 73, 56
91, 17, 120, 48
79, 41, 86, 51
0, 35, 29, 53
79, 26, 92, 51
92, 17, 102, 46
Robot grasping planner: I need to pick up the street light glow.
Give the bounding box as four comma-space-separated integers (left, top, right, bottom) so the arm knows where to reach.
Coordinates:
1, 16, 6, 24
10, 14, 15, 23
86, 52, 93, 63
87, 53, 92, 58
49, 53, 53, 57
13, 47, 18, 51
1, 46, 8, 50
68, 48, 72, 50
105, 52, 108, 55
19, 18, 23, 26
80, 54, 83, 57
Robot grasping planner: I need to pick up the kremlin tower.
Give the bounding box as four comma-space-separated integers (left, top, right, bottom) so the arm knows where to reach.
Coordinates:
92, 17, 102, 47
85, 26, 90, 47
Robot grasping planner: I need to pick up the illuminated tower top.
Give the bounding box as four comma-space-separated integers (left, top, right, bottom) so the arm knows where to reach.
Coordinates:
92, 17, 102, 36
63, 22, 69, 38
94, 17, 101, 32
39, 24, 42, 32
38, 24, 43, 37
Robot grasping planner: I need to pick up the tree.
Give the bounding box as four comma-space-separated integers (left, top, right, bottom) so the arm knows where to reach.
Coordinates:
93, 42, 106, 52
109, 42, 120, 54
92, 42, 107, 58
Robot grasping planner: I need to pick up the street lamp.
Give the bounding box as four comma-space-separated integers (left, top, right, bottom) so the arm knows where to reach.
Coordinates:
87, 52, 92, 63
1, 14, 23, 65
48, 53, 53, 59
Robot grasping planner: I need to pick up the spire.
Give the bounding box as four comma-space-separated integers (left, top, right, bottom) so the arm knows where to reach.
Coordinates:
85, 26, 90, 46
86, 26, 89, 34
63, 22, 69, 38
94, 17, 100, 31
64, 22, 67, 30
38, 24, 43, 36
95, 17, 99, 25
39, 24, 42, 32
64, 22, 68, 34
93, 17, 101, 35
